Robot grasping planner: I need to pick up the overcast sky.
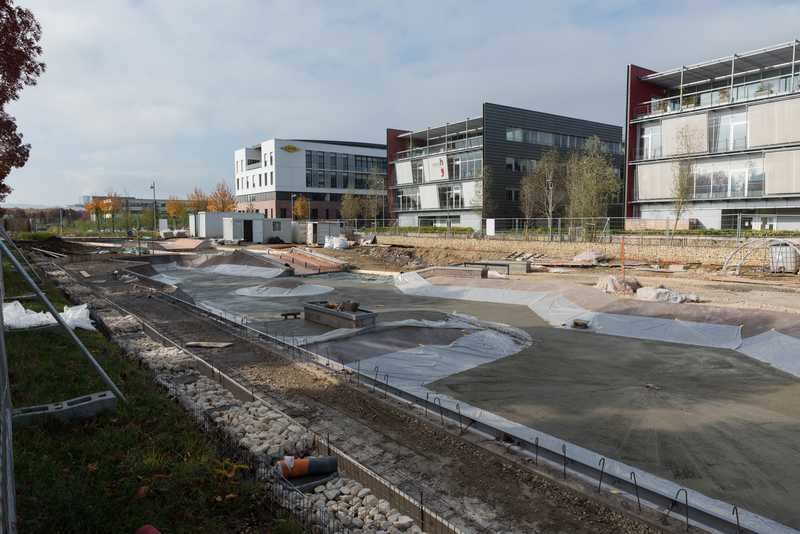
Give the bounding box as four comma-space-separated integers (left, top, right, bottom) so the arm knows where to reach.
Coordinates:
5, 0, 800, 206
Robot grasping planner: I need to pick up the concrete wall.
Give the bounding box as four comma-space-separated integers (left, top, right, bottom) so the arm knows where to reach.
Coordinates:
377, 235, 749, 265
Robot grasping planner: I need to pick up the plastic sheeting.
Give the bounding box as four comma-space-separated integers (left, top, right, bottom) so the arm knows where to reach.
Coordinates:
396, 272, 743, 349
323, 236, 348, 250
738, 330, 800, 378
234, 284, 334, 298
348, 328, 531, 386
3, 301, 95, 331
153, 261, 282, 280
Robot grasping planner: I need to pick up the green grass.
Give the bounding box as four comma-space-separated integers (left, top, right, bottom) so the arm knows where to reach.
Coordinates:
5, 263, 287, 533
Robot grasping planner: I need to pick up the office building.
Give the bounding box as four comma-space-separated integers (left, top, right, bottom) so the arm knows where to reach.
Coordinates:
234, 139, 387, 220
387, 103, 623, 230
626, 40, 800, 229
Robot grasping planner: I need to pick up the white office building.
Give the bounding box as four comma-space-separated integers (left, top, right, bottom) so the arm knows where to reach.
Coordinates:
234, 139, 387, 220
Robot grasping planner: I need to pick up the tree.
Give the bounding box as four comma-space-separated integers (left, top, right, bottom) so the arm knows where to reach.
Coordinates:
207, 181, 236, 212
101, 192, 122, 232
186, 187, 208, 213
84, 199, 101, 231
165, 196, 186, 229
671, 125, 697, 233
565, 136, 620, 220
340, 192, 361, 220
292, 195, 309, 220
0, 1, 45, 201
361, 168, 385, 226
520, 149, 565, 231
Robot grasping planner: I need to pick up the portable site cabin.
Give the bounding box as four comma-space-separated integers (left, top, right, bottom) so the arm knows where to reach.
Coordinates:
190, 211, 264, 239
306, 221, 346, 245
262, 218, 294, 243
222, 215, 265, 243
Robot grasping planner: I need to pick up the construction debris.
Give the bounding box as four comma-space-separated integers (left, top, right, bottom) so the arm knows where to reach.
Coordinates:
595, 275, 641, 294
636, 286, 700, 304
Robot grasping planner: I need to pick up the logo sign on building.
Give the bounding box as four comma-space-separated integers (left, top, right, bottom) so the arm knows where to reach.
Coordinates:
280, 144, 300, 153
423, 156, 448, 182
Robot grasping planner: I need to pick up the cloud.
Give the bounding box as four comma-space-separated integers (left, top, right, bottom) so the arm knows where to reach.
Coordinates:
5, 0, 800, 205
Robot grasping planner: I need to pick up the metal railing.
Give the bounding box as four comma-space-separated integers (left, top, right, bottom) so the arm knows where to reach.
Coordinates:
634, 72, 800, 119
395, 135, 483, 161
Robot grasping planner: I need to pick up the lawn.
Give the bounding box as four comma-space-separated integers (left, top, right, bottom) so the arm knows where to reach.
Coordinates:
3, 260, 296, 533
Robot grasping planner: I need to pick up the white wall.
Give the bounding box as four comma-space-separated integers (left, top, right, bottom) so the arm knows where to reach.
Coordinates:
395, 161, 413, 185
234, 138, 386, 198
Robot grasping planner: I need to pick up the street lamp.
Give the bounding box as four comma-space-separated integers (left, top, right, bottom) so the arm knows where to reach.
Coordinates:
150, 180, 157, 235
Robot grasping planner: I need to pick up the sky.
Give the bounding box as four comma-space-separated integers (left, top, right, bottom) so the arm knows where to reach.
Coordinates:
5, 0, 800, 206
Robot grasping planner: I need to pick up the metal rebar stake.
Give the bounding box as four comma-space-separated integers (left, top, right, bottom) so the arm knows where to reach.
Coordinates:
0, 239, 127, 402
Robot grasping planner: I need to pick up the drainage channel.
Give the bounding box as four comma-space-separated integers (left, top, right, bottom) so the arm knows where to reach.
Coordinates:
142, 287, 798, 534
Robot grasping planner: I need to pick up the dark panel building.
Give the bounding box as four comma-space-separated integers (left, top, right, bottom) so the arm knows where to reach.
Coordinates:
386, 103, 623, 230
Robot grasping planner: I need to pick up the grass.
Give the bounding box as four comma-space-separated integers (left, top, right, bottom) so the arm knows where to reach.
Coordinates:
4, 262, 292, 533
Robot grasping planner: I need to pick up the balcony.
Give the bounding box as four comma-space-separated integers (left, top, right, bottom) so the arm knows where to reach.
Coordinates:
635, 73, 800, 120
395, 135, 483, 161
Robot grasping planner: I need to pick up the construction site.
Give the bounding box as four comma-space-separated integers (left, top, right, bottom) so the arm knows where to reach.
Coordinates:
14, 232, 800, 534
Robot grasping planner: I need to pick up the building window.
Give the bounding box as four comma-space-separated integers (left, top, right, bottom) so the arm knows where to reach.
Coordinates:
507, 127, 622, 155
328, 153, 337, 170
709, 108, 747, 153
236, 178, 240, 190
316, 171, 326, 188
412, 160, 424, 184
270, 171, 273, 185
259, 174, 262, 187
306, 150, 313, 168
354, 175, 367, 189
396, 188, 420, 211
330, 174, 337, 188
270, 152, 273, 166
311, 208, 318, 219
306, 170, 312, 187
691, 156, 764, 200
438, 184, 463, 209
316, 151, 325, 169
505, 189, 520, 201
637, 122, 662, 160
264, 153, 268, 166
280, 207, 287, 218
342, 173, 350, 188
339, 153, 348, 170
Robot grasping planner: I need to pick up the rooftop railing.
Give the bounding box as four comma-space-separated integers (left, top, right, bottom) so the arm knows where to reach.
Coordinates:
634, 73, 800, 119
395, 135, 483, 161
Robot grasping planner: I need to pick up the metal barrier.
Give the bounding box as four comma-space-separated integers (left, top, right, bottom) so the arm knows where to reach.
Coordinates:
0, 243, 18, 534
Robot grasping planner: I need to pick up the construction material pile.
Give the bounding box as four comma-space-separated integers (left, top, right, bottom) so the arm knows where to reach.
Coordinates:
636, 286, 700, 304
595, 275, 641, 294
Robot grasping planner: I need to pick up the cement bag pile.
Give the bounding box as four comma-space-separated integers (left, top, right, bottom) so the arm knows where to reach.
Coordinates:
574, 249, 610, 264
3, 301, 96, 331
636, 286, 699, 304
323, 235, 348, 250
595, 275, 641, 294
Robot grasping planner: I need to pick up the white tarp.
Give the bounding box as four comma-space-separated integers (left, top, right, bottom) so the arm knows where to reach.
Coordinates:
3, 301, 95, 331
153, 262, 282, 280
396, 273, 743, 349
323, 236, 348, 250
738, 330, 800, 378
234, 284, 334, 298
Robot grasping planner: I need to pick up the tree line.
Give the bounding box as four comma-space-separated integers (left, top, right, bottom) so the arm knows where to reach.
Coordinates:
519, 136, 621, 226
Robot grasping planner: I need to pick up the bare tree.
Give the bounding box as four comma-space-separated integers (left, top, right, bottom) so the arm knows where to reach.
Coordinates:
520, 149, 564, 232
362, 168, 385, 228
565, 136, 620, 220
671, 125, 697, 233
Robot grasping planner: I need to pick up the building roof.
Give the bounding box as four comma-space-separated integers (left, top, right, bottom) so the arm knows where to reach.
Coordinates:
641, 40, 799, 89
290, 139, 386, 150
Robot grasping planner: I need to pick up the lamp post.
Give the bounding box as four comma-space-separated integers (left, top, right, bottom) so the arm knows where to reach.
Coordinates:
150, 180, 157, 235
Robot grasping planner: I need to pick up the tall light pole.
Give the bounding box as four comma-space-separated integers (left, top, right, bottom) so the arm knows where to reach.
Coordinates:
150, 180, 157, 235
